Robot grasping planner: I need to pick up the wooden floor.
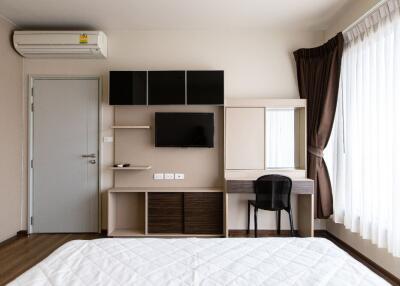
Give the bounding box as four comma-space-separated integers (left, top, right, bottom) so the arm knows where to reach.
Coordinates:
0, 233, 105, 285
0, 232, 398, 285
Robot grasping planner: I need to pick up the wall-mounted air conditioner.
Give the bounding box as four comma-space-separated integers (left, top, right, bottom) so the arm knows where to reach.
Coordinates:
13, 31, 107, 58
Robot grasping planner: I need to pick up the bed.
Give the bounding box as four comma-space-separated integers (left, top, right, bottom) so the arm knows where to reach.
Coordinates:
9, 237, 389, 285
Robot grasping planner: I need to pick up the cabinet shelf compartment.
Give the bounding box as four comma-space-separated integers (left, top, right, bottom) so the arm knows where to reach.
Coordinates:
108, 192, 146, 236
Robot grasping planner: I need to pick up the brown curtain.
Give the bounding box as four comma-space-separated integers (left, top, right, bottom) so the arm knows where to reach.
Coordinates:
293, 33, 344, 219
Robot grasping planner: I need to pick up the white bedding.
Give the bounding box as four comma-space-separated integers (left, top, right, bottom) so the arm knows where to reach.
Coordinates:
9, 237, 389, 286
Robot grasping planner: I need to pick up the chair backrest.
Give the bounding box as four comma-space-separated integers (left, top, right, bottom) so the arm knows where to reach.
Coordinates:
255, 175, 292, 210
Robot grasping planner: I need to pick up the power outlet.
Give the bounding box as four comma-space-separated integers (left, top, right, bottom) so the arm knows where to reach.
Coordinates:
174, 173, 184, 180
153, 173, 164, 180
164, 173, 174, 180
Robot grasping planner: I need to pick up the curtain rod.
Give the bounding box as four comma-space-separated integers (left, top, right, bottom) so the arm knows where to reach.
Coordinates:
343, 0, 387, 33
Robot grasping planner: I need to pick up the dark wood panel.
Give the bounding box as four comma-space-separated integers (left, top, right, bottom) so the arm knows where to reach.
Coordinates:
148, 192, 184, 233
226, 180, 314, 194
229, 229, 298, 237
184, 192, 223, 234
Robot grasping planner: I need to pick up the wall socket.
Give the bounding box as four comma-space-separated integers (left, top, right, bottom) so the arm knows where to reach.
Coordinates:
164, 173, 174, 180
153, 173, 164, 180
174, 173, 184, 180
153, 173, 185, 180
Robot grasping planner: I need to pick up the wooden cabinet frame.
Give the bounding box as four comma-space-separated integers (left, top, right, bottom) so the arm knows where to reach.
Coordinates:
108, 188, 225, 237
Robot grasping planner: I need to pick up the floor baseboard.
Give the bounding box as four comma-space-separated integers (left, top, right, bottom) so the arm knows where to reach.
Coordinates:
229, 229, 299, 237
316, 230, 400, 286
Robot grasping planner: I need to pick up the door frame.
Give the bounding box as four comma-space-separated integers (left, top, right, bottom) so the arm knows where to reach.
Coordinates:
27, 75, 102, 234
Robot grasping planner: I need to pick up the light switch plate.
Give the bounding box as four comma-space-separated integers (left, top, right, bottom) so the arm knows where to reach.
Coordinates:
103, 136, 113, 143
164, 173, 174, 180
153, 173, 164, 180
174, 173, 184, 180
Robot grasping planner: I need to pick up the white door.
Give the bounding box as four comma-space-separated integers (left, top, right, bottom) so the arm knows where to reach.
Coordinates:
31, 78, 99, 233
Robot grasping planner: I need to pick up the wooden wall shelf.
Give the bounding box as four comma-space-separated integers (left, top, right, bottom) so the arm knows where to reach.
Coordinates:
112, 125, 151, 129
111, 166, 152, 170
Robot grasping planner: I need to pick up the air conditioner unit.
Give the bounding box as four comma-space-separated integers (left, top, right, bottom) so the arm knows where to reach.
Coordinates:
13, 31, 108, 58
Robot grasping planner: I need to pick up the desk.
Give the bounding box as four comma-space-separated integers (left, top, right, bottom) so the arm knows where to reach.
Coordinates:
225, 178, 314, 237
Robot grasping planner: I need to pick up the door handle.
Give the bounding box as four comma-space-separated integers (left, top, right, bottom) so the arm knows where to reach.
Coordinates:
82, 153, 96, 158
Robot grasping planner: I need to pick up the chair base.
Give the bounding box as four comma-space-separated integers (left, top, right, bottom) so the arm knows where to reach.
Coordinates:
247, 202, 295, 238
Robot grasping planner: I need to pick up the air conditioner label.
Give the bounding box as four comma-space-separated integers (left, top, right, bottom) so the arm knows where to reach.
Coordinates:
79, 33, 88, 44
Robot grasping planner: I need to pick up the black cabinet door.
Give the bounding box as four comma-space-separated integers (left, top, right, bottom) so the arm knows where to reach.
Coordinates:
109, 71, 147, 105
148, 71, 186, 105
184, 192, 223, 234
148, 192, 184, 233
187, 71, 224, 105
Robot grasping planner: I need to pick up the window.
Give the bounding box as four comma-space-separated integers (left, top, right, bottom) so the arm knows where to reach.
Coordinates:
326, 2, 400, 257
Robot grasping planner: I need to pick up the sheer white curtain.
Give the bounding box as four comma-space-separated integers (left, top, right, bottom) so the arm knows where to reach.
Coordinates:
326, 0, 400, 256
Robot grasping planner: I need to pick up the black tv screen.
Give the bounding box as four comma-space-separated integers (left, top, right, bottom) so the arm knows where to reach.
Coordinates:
155, 112, 214, 147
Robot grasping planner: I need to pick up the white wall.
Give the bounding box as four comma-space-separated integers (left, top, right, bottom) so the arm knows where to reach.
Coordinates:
0, 17, 23, 242
325, 0, 381, 39
20, 29, 323, 231
324, 0, 400, 280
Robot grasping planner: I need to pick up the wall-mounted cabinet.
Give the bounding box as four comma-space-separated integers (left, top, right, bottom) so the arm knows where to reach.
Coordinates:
109, 70, 224, 106
109, 71, 147, 105
224, 99, 307, 179
148, 71, 186, 105
187, 71, 224, 105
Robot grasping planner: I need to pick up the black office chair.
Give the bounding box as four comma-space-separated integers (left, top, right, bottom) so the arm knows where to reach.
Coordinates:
247, 175, 294, 237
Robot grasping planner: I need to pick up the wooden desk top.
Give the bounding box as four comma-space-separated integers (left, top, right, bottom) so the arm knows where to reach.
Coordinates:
226, 179, 314, 195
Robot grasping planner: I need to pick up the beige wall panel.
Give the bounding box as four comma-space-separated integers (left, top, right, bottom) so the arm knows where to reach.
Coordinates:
226, 107, 265, 170
0, 18, 23, 242
114, 106, 224, 188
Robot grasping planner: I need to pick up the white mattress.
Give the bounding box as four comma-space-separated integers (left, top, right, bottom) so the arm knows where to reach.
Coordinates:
9, 237, 389, 286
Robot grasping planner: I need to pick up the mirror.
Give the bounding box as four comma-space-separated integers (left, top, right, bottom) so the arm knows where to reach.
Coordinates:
266, 109, 295, 169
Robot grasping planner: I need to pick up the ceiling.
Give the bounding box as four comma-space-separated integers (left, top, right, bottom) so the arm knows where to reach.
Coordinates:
0, 0, 352, 31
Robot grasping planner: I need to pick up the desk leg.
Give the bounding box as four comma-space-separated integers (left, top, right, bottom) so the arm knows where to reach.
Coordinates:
297, 194, 314, 237
224, 192, 229, 237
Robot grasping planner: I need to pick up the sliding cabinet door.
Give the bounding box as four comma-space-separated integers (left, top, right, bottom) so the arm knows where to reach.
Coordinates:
148, 192, 183, 233
184, 192, 223, 234
225, 107, 265, 170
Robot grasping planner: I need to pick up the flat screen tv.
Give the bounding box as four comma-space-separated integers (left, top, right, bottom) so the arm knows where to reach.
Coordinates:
155, 112, 214, 147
